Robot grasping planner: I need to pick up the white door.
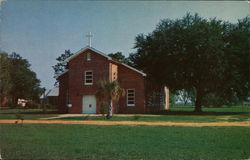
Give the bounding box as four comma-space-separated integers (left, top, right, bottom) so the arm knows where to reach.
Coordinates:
82, 95, 96, 114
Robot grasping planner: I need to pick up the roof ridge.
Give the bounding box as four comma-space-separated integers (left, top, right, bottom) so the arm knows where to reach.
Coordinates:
61, 46, 146, 77
55, 69, 69, 79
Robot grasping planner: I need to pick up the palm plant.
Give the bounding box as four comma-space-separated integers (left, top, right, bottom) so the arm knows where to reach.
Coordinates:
96, 80, 124, 119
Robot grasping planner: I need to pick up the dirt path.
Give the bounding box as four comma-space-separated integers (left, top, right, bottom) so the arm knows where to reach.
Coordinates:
39, 114, 161, 120
0, 119, 250, 127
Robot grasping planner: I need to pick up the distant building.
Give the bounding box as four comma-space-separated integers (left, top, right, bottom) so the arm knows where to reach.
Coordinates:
41, 87, 59, 106
17, 99, 28, 107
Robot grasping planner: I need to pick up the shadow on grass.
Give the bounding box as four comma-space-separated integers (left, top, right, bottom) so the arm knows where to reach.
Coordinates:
153, 110, 249, 116
1, 110, 248, 116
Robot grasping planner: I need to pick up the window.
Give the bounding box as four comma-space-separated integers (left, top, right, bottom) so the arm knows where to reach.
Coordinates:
113, 72, 116, 80
85, 71, 93, 85
87, 53, 91, 61
127, 89, 135, 106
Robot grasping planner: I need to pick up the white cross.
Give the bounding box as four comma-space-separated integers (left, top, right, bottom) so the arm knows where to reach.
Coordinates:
86, 32, 93, 47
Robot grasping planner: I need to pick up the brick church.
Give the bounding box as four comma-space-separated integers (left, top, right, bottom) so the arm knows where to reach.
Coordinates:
57, 36, 169, 114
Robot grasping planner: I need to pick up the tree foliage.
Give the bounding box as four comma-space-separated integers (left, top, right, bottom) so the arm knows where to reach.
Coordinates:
0, 52, 43, 106
108, 52, 129, 64
52, 50, 73, 86
129, 13, 250, 111
96, 80, 125, 119
0, 53, 12, 106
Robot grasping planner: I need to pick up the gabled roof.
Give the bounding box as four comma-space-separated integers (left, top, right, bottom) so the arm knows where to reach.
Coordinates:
115, 61, 146, 76
40, 87, 59, 99
47, 87, 59, 97
62, 46, 146, 77
65, 46, 111, 62
54, 69, 68, 79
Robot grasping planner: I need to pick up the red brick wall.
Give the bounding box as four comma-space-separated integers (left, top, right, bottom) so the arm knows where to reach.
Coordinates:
58, 48, 164, 114
58, 72, 69, 113
67, 49, 109, 114
117, 64, 146, 113
109, 63, 118, 81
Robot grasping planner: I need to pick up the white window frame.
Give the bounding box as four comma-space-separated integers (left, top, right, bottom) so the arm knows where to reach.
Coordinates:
84, 70, 93, 85
87, 53, 91, 61
127, 89, 135, 107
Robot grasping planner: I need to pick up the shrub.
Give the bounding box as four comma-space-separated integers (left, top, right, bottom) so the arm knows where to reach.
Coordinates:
100, 103, 106, 116
133, 115, 140, 121
15, 113, 24, 126
26, 100, 40, 109
202, 93, 224, 107
7, 101, 19, 109
82, 115, 89, 120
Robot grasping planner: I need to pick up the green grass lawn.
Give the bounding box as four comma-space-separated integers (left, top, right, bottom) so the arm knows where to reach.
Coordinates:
0, 124, 249, 160
58, 114, 250, 122
169, 105, 250, 113
58, 106, 250, 123
0, 108, 58, 120
0, 106, 250, 123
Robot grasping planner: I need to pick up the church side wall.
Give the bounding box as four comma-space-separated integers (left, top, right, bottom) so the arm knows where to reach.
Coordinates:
117, 64, 146, 113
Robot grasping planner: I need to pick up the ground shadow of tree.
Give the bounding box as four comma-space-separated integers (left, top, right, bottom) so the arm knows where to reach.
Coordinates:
153, 110, 249, 116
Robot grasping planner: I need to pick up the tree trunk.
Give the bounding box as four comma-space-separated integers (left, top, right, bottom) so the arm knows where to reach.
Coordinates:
0, 96, 8, 107
12, 96, 17, 107
106, 99, 113, 119
194, 90, 203, 112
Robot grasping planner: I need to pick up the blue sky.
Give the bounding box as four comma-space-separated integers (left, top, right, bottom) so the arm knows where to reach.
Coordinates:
0, 0, 249, 90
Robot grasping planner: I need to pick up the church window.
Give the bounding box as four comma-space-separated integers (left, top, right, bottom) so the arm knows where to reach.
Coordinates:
87, 53, 91, 61
127, 89, 135, 106
113, 72, 116, 80
85, 71, 93, 85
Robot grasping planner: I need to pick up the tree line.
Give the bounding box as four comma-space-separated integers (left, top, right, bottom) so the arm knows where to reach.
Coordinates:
0, 52, 44, 107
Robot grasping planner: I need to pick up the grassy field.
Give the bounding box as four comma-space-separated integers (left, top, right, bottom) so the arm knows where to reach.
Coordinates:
0, 106, 249, 160
58, 114, 250, 122
169, 105, 250, 113
0, 106, 250, 123
57, 106, 250, 122
0, 124, 249, 160
0, 108, 58, 120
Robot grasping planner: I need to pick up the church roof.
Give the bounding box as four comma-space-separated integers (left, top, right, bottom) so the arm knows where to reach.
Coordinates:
47, 87, 59, 97
55, 69, 68, 79
40, 87, 59, 99
65, 46, 112, 62
62, 46, 146, 77
116, 61, 146, 76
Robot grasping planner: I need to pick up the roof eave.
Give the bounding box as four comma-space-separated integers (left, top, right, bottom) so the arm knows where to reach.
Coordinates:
120, 63, 147, 76
110, 60, 146, 76
54, 69, 69, 79
63, 46, 146, 77
64, 46, 111, 63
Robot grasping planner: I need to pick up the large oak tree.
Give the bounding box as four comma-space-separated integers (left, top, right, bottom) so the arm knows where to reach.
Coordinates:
108, 52, 129, 64
129, 13, 250, 112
